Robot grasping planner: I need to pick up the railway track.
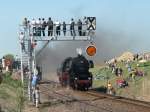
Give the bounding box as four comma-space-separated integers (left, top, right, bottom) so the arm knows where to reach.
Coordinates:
38, 80, 150, 112
39, 82, 114, 112
87, 90, 150, 108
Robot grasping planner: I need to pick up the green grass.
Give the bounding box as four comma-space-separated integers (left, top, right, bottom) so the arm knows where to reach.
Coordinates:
91, 61, 150, 98
0, 72, 25, 112
0, 87, 10, 99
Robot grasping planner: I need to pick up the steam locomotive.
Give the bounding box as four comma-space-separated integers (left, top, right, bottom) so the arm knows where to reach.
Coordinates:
57, 54, 94, 90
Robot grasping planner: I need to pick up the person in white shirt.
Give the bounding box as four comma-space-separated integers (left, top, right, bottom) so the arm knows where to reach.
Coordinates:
22, 17, 28, 31
31, 18, 36, 36
34, 67, 38, 76
36, 18, 42, 36
2, 57, 5, 69
82, 16, 87, 36
55, 20, 61, 36
19, 32, 25, 52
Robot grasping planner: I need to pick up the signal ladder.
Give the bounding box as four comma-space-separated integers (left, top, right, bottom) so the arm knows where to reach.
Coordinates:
20, 34, 30, 97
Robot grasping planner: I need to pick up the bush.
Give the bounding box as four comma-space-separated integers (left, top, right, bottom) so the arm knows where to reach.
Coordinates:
1, 72, 25, 112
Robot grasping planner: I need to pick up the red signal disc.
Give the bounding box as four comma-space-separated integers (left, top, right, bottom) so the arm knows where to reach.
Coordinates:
86, 45, 97, 56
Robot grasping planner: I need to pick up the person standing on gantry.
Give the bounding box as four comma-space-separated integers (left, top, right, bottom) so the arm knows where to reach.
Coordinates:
41, 18, 47, 37
63, 21, 66, 36
19, 32, 26, 52
55, 20, 61, 36
70, 18, 76, 37
22, 17, 28, 31
82, 16, 87, 36
77, 19, 82, 36
31, 18, 36, 36
47, 17, 53, 36
36, 18, 41, 36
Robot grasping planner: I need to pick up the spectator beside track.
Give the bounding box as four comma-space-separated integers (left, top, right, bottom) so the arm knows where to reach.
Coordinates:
133, 54, 139, 61
32, 85, 36, 104
0, 64, 2, 73
111, 63, 116, 73
107, 82, 112, 94
15, 55, 19, 70
36, 66, 42, 81
31, 74, 38, 89
115, 67, 123, 76
47, 17, 53, 36
2, 57, 5, 70
125, 61, 131, 72
35, 86, 40, 108
129, 69, 136, 81
136, 54, 139, 61
115, 68, 118, 76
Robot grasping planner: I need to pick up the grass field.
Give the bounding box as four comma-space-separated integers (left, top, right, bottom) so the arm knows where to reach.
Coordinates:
0, 72, 25, 112
90, 60, 150, 100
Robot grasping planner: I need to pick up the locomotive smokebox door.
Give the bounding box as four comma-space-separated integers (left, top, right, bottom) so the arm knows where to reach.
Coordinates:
88, 60, 94, 68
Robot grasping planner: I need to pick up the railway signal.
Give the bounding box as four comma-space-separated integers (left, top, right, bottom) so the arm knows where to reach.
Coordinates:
87, 17, 96, 30
86, 45, 97, 56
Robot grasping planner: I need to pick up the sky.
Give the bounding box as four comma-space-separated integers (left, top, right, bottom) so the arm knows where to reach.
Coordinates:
0, 0, 150, 58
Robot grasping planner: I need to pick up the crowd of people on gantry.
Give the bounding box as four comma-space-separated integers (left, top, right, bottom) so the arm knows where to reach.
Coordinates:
22, 17, 88, 37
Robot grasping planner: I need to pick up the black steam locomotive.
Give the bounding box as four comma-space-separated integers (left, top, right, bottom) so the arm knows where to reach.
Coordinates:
57, 55, 94, 90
